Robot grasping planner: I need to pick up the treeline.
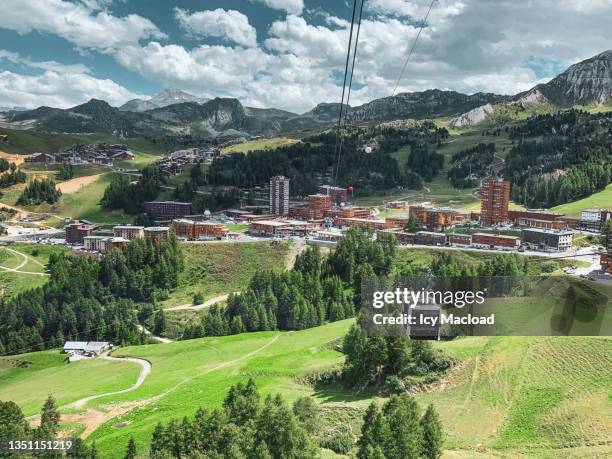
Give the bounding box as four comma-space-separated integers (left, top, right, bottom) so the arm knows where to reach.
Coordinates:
504, 110, 612, 207
406, 146, 444, 183
183, 228, 397, 339
16, 178, 61, 205
148, 379, 319, 458
358, 397, 443, 459
101, 165, 164, 214
0, 235, 183, 355
343, 324, 452, 390
145, 379, 443, 459
0, 163, 26, 188
0, 396, 98, 458
207, 125, 446, 197
173, 162, 241, 212
511, 161, 612, 208
398, 251, 531, 278
447, 142, 495, 188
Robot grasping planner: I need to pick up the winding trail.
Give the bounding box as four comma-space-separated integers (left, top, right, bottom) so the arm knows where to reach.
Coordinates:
68, 353, 151, 410
70, 334, 279, 438
166, 293, 232, 311
136, 324, 173, 343
0, 247, 48, 276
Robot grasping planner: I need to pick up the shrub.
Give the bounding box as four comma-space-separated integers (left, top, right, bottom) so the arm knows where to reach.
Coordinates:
385, 375, 406, 394
320, 434, 354, 454
193, 292, 204, 305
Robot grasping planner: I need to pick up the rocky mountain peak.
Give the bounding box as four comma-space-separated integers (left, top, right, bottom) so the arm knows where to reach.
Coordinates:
536, 49, 612, 106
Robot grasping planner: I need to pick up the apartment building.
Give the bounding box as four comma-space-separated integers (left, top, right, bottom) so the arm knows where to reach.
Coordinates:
579, 208, 612, 232
113, 225, 144, 240
318, 185, 348, 205
144, 227, 169, 242
472, 233, 520, 250
269, 176, 290, 216
521, 228, 573, 251
144, 201, 192, 220
65, 220, 94, 244
480, 177, 510, 225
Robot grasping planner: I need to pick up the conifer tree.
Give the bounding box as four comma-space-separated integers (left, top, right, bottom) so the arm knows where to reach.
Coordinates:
421, 404, 443, 459
123, 437, 137, 459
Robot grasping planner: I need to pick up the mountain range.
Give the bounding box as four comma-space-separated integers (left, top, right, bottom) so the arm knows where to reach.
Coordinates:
1, 50, 610, 138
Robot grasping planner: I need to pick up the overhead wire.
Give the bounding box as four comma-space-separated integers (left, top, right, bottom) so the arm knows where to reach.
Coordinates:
334, 0, 366, 185
332, 0, 359, 186
391, 0, 437, 97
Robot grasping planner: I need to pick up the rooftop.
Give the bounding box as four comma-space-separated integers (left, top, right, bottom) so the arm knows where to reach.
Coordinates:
473, 233, 520, 240
521, 228, 574, 235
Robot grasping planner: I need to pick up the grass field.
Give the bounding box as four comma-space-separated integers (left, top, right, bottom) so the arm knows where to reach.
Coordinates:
0, 243, 67, 297
221, 137, 299, 154
87, 320, 352, 458
25, 172, 127, 225
0, 128, 166, 156
114, 150, 161, 169
0, 350, 142, 416
163, 241, 292, 307
419, 336, 612, 458
4, 321, 610, 458
552, 184, 612, 217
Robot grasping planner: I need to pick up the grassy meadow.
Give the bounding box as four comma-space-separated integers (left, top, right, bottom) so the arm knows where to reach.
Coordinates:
0, 350, 142, 417
2, 322, 610, 458
220, 136, 299, 154
0, 243, 67, 297
552, 184, 612, 217
163, 241, 292, 307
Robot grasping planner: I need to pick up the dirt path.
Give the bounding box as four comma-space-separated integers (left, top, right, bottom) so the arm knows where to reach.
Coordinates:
67, 334, 279, 438
0, 247, 48, 276
68, 354, 151, 410
286, 238, 307, 270
136, 324, 173, 343
56, 174, 102, 193
0, 150, 24, 166
166, 293, 232, 311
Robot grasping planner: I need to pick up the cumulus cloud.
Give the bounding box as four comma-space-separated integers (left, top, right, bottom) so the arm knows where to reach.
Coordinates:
252, 0, 304, 15
174, 8, 257, 48
0, 0, 165, 51
0, 70, 141, 109
1, 0, 611, 112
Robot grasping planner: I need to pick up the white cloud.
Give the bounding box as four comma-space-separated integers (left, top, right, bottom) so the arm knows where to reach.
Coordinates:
2, 0, 611, 113
0, 70, 141, 109
0, 0, 165, 51
252, 0, 304, 15
0, 50, 91, 74
174, 8, 257, 48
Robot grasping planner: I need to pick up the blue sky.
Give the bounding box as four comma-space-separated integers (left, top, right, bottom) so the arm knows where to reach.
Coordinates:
0, 0, 610, 112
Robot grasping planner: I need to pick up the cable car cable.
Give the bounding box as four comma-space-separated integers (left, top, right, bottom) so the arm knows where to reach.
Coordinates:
334, 0, 366, 185
332, 0, 359, 186
391, 0, 437, 97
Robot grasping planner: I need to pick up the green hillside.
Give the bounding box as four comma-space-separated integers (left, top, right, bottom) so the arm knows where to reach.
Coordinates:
3, 323, 610, 458
163, 241, 292, 308
88, 320, 352, 458
0, 243, 68, 297
0, 127, 166, 155
552, 184, 612, 216
0, 350, 141, 416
